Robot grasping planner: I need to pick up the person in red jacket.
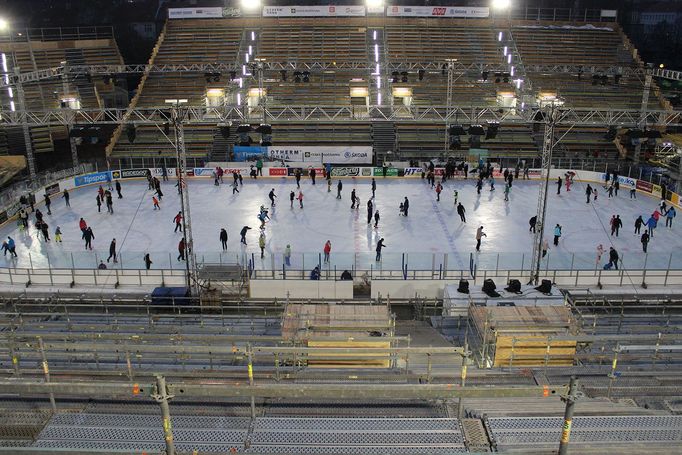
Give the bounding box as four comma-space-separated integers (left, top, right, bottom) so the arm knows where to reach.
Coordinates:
79, 218, 87, 238
323, 240, 331, 263
435, 182, 443, 202
173, 211, 183, 233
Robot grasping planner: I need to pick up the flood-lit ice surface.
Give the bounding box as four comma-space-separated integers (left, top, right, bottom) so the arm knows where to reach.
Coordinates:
1, 176, 679, 272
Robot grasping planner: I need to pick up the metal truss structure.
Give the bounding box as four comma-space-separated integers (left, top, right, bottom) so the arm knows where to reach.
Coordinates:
1, 104, 679, 127
0, 61, 667, 89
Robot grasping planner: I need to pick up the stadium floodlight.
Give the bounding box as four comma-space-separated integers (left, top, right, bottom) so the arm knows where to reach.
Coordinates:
491, 0, 511, 9
366, 0, 384, 8
0, 18, 8, 31
240, 0, 261, 11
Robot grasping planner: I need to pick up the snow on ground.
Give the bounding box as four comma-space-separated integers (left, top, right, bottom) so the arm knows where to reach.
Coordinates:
0, 175, 679, 272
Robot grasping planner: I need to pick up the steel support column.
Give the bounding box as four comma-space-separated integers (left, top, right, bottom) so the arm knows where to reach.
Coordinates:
13, 68, 36, 179
171, 105, 198, 297
558, 376, 579, 455
634, 67, 653, 163
530, 105, 557, 285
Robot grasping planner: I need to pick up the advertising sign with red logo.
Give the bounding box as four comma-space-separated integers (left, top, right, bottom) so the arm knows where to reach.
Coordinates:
269, 168, 287, 176
636, 180, 653, 193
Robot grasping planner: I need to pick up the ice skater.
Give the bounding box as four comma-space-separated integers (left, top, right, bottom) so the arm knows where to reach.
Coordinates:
232, 180, 240, 194
297, 190, 304, 208
323, 240, 332, 263
350, 189, 357, 209
453, 188, 458, 206
258, 206, 270, 228
371, 178, 376, 198
457, 203, 466, 223
403, 197, 409, 217
295, 169, 301, 188
5, 236, 16, 258
106, 192, 114, 214
593, 188, 598, 202
556, 176, 562, 195
607, 247, 619, 270
290, 190, 295, 208
475, 226, 487, 252
607, 185, 614, 198
156, 186, 163, 201
596, 244, 604, 266
178, 238, 186, 261
630, 187, 636, 199
435, 182, 442, 201
374, 210, 380, 228
62, 189, 70, 207
240, 226, 251, 245
268, 189, 277, 207
152, 196, 160, 210
107, 239, 117, 263
55, 226, 62, 243
96, 194, 102, 212
585, 184, 593, 203
44, 193, 52, 215
476, 178, 483, 195
336, 180, 342, 199
646, 215, 657, 238
79, 218, 87, 237
310, 167, 316, 185
529, 216, 537, 233
367, 200, 373, 224
259, 233, 266, 259
115, 180, 123, 199
220, 228, 228, 250
173, 211, 183, 232
504, 182, 510, 201
327, 178, 332, 193
553, 224, 562, 246
284, 244, 291, 266
489, 177, 495, 191
634, 215, 643, 234
376, 238, 386, 261
542, 239, 549, 258
83, 227, 94, 250
641, 231, 650, 253
39, 221, 49, 241
611, 215, 623, 236
666, 206, 676, 228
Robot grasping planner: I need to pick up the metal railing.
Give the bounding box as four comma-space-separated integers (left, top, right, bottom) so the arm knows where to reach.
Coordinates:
0, 163, 93, 214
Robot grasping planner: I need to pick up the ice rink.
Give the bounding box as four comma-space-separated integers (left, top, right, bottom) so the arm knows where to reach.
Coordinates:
1, 174, 680, 272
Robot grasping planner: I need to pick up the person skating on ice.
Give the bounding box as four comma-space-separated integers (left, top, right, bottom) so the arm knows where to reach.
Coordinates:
173, 212, 183, 232
475, 226, 487, 252
376, 238, 386, 261
240, 226, 251, 245
268, 189, 277, 207
367, 200, 373, 224
337, 180, 342, 199
220, 228, 228, 250
457, 203, 466, 223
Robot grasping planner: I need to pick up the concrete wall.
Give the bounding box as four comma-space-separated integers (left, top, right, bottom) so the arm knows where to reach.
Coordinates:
249, 279, 353, 299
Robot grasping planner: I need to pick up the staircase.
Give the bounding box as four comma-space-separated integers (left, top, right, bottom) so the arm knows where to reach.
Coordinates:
209, 126, 231, 162
372, 122, 396, 163
6, 127, 27, 155
64, 49, 100, 108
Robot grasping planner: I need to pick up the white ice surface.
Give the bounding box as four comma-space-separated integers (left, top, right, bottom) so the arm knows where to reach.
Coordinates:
0, 176, 679, 272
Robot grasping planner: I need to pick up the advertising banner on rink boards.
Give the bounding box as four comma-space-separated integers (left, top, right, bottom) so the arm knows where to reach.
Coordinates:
268, 146, 373, 164
168, 7, 223, 19
386, 6, 489, 17
262, 5, 366, 17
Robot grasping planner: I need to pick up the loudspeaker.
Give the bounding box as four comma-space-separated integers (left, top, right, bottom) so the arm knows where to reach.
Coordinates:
482, 279, 500, 297
505, 279, 522, 294
535, 279, 552, 294
457, 279, 469, 294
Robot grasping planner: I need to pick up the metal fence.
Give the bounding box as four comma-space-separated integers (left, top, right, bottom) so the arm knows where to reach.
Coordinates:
0, 163, 93, 214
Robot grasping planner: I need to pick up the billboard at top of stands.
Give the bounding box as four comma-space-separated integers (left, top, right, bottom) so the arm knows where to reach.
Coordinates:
168, 7, 224, 19
267, 146, 373, 164
386, 6, 489, 17
262, 6, 366, 17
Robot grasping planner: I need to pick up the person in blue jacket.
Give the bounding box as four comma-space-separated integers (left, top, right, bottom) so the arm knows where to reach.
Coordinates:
665, 206, 676, 228
310, 266, 320, 280
553, 224, 562, 246
646, 215, 657, 238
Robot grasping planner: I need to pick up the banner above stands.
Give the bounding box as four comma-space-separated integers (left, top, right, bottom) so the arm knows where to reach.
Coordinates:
262, 5, 366, 17
168, 7, 224, 19
268, 146, 373, 164
386, 6, 490, 17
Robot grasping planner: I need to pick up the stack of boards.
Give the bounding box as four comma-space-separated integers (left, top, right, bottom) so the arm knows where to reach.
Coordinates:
282, 304, 392, 368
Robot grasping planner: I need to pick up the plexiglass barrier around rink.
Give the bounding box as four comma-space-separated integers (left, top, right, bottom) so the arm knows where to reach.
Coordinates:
3, 249, 682, 281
